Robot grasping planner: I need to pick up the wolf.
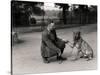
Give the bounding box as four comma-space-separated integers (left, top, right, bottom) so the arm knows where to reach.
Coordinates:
72, 31, 93, 61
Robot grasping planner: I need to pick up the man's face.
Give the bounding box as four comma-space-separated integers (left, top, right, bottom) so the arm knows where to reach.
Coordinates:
49, 23, 55, 31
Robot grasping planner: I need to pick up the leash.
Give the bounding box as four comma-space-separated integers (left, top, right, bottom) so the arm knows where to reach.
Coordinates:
66, 41, 73, 48
66, 41, 79, 49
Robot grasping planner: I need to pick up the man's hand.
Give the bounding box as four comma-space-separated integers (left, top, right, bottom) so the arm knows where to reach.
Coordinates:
64, 40, 69, 44
71, 46, 74, 48
62, 39, 69, 44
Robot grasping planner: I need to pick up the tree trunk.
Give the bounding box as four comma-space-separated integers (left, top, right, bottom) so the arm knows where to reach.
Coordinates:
62, 7, 67, 24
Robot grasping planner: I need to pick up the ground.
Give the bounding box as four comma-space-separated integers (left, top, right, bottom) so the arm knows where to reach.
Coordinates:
12, 24, 97, 75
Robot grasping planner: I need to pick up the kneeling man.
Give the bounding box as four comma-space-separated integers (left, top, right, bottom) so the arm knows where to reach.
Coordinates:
41, 21, 68, 63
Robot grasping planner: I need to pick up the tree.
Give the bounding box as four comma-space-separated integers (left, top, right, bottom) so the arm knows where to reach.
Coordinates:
89, 5, 97, 23
11, 1, 44, 27
72, 4, 89, 24
55, 3, 70, 24
79, 5, 89, 24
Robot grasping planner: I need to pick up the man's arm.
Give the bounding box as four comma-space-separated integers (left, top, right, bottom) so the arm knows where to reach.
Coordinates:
42, 31, 61, 54
54, 30, 68, 43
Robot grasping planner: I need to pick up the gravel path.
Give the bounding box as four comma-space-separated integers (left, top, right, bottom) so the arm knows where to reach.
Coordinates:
12, 24, 97, 75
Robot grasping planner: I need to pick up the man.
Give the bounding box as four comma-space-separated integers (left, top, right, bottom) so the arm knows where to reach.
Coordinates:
41, 21, 68, 63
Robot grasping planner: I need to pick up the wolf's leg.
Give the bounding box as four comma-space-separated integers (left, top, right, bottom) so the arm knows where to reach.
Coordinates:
73, 50, 80, 61
86, 54, 93, 61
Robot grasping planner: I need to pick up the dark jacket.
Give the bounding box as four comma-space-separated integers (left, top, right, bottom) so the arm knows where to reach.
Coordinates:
41, 29, 65, 58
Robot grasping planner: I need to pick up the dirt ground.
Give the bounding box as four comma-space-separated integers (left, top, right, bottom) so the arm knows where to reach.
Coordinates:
12, 24, 97, 75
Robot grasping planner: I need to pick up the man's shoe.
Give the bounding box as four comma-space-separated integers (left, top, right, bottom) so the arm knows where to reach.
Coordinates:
60, 56, 67, 60
43, 60, 49, 63
58, 56, 67, 64
43, 57, 49, 63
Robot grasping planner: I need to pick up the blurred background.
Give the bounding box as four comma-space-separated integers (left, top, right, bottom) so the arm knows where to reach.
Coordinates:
11, 1, 97, 31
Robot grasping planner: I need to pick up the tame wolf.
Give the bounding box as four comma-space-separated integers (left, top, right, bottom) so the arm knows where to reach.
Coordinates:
72, 31, 93, 61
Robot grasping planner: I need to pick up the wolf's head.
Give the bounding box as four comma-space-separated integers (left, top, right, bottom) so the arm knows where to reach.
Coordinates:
73, 31, 81, 42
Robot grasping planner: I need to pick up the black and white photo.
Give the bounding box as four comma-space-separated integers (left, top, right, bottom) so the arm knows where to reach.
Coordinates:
11, 0, 97, 75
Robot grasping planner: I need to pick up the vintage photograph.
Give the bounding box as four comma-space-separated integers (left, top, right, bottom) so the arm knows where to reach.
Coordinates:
11, 0, 97, 75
